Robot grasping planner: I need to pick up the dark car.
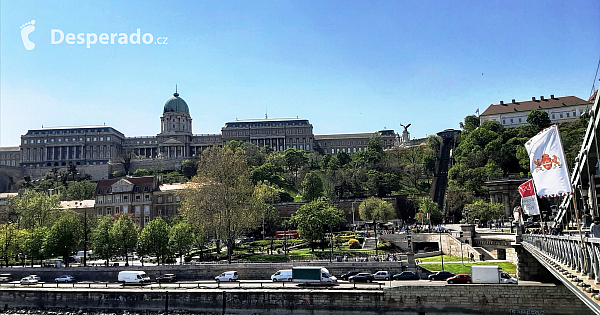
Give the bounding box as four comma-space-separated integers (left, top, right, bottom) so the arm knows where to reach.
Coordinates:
340, 271, 360, 281
156, 274, 178, 283
446, 273, 472, 284
428, 271, 455, 281
392, 271, 419, 280
348, 273, 375, 283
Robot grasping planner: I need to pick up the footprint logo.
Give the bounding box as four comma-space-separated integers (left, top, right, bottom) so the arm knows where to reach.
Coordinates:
20, 20, 36, 50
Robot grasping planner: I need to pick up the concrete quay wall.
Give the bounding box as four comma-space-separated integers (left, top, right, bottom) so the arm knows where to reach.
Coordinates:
0, 284, 591, 315
1, 262, 407, 282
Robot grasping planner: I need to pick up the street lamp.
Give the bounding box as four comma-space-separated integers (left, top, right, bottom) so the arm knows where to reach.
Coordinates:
352, 201, 356, 230
83, 204, 88, 267
439, 229, 444, 271
329, 224, 333, 263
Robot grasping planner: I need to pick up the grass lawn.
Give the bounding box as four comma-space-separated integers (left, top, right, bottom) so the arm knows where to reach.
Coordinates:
420, 261, 517, 276
419, 255, 465, 262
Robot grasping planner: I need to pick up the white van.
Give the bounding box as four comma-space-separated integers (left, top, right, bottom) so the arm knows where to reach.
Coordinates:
271, 269, 292, 282
215, 271, 238, 282
118, 271, 151, 284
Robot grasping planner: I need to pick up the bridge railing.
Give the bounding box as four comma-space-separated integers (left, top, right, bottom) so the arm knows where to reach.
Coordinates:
523, 234, 600, 284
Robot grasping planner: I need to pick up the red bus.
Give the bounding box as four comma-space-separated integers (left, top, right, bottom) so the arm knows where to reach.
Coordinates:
275, 230, 299, 239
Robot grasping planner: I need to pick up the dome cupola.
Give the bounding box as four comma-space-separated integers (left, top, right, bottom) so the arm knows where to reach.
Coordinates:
163, 86, 189, 114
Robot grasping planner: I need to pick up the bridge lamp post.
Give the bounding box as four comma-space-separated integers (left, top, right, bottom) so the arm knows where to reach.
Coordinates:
439, 230, 444, 271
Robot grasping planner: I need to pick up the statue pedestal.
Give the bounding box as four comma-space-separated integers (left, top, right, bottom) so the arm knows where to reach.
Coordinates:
406, 252, 416, 267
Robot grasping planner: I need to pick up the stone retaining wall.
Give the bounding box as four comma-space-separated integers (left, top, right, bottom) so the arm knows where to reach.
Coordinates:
0, 284, 591, 315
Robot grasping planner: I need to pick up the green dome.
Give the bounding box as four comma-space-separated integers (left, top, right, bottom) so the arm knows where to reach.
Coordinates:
163, 92, 189, 114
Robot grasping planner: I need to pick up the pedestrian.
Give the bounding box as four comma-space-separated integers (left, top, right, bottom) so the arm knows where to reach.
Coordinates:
590, 217, 600, 238
469, 252, 475, 262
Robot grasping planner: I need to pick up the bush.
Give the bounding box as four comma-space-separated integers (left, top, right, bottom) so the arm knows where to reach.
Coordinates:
376, 242, 393, 250
348, 239, 362, 249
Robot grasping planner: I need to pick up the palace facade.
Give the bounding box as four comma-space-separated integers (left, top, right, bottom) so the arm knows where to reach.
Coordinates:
6, 90, 399, 175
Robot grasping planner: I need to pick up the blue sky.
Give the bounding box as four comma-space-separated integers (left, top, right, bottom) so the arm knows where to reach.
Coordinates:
1, 0, 598, 146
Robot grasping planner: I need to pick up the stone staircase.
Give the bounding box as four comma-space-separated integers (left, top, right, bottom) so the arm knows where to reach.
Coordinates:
473, 246, 496, 261
362, 237, 378, 250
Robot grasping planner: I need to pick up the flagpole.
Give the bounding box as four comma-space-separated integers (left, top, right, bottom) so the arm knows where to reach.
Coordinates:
571, 196, 589, 272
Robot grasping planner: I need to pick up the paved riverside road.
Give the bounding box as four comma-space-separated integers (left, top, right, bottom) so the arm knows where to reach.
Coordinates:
0, 279, 541, 290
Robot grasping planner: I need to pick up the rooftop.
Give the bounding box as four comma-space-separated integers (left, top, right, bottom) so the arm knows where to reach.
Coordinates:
59, 200, 95, 209
480, 95, 589, 116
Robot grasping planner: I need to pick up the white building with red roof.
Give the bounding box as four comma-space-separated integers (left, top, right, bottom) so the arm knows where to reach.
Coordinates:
479, 95, 592, 128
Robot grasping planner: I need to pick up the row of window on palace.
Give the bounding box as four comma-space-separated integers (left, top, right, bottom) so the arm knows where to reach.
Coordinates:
30, 128, 112, 135
95, 194, 180, 204
223, 129, 311, 136
22, 146, 112, 162
501, 110, 579, 125
23, 136, 113, 145
96, 206, 177, 218
321, 140, 371, 147
226, 121, 309, 128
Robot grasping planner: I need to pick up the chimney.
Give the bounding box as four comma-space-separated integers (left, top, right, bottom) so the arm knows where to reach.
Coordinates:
532, 97, 536, 101
551, 95, 555, 99
540, 95, 545, 101
512, 99, 516, 104
500, 101, 504, 105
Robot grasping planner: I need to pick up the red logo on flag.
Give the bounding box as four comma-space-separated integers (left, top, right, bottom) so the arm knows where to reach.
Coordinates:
519, 180, 535, 198
533, 153, 562, 172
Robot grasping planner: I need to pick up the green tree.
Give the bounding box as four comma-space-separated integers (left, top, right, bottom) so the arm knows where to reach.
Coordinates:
169, 220, 195, 264
7, 190, 60, 229
133, 168, 151, 177
358, 197, 396, 236
0, 223, 18, 267
44, 212, 82, 267
459, 115, 480, 134
250, 162, 287, 188
355, 133, 384, 165
179, 146, 260, 263
463, 200, 504, 224
284, 148, 308, 187
138, 217, 170, 265
181, 159, 198, 178
252, 182, 283, 239
64, 181, 96, 200
527, 109, 552, 131
290, 199, 344, 251
336, 151, 351, 166
416, 196, 443, 224
301, 171, 324, 201
25, 227, 49, 267
110, 214, 138, 266
160, 171, 187, 184
91, 216, 115, 266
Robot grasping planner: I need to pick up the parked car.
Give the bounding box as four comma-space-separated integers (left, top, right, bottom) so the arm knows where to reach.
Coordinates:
446, 273, 472, 284
54, 275, 75, 283
392, 271, 419, 280
156, 274, 178, 283
0, 274, 11, 282
373, 271, 391, 281
28, 275, 41, 281
428, 271, 455, 281
348, 273, 375, 283
339, 271, 360, 281
20, 276, 38, 285
215, 271, 238, 282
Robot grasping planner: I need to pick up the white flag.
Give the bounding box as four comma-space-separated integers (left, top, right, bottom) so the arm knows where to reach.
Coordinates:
524, 125, 572, 197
